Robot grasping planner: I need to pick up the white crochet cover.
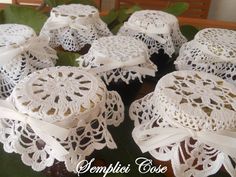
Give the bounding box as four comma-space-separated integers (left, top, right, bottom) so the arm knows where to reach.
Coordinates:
40, 4, 112, 51
175, 28, 236, 86
77, 36, 157, 84
0, 67, 124, 172
0, 24, 57, 99
118, 10, 187, 56
130, 71, 236, 177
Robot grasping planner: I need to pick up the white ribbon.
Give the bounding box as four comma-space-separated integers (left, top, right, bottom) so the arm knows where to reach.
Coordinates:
123, 22, 170, 44
133, 124, 236, 159
0, 99, 69, 160
43, 12, 99, 32
0, 36, 57, 66
87, 51, 156, 77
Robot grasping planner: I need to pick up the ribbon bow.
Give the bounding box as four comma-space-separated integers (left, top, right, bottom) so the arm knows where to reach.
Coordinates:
133, 124, 236, 159
0, 99, 69, 161
0, 36, 57, 66
123, 22, 170, 44
86, 50, 156, 77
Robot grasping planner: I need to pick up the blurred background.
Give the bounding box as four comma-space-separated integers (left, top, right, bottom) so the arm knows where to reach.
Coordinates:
0, 0, 236, 22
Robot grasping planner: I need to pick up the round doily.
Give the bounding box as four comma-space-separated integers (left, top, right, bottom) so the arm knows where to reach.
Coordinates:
12, 67, 107, 122
118, 10, 187, 56
40, 4, 112, 51
0, 24, 57, 99
77, 36, 157, 84
0, 66, 124, 172
130, 70, 236, 177
175, 28, 236, 86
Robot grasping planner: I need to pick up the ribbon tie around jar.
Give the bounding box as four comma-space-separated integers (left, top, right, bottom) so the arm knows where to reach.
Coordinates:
123, 22, 170, 44
0, 99, 69, 161
42, 12, 99, 32
87, 50, 156, 77
133, 123, 236, 159
0, 36, 57, 66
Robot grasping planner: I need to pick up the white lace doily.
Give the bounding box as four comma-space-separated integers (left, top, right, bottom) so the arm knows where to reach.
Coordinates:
77, 36, 157, 84
0, 66, 124, 172
0, 24, 57, 99
175, 28, 236, 86
118, 10, 187, 56
40, 4, 112, 52
130, 70, 236, 177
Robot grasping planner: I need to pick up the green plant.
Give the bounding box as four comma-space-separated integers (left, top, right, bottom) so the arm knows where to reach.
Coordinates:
0, 5, 47, 33
180, 25, 199, 41
101, 5, 142, 34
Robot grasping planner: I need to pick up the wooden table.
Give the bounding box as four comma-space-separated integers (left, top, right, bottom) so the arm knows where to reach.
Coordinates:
179, 17, 236, 30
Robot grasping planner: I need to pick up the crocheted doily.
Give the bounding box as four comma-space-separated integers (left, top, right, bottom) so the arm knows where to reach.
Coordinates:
130, 71, 236, 177
78, 36, 157, 84
175, 28, 236, 86
118, 10, 187, 56
40, 4, 112, 51
0, 67, 124, 172
0, 24, 57, 99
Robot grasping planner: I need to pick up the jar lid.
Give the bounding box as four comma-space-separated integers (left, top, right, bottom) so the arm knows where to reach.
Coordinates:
194, 28, 236, 61
175, 28, 236, 86
127, 10, 178, 27
0, 66, 124, 173
40, 4, 112, 51
131, 70, 236, 131
51, 4, 99, 21
118, 10, 187, 56
130, 71, 236, 177
11, 66, 107, 122
78, 36, 157, 84
154, 70, 236, 131
0, 24, 36, 47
